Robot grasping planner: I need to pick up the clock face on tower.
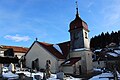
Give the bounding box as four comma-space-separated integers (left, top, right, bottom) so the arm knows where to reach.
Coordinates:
75, 26, 77, 29
74, 32, 79, 39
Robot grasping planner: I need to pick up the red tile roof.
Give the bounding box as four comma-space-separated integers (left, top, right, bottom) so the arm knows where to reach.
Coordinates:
1, 45, 29, 53
69, 14, 89, 32
57, 41, 70, 59
61, 57, 81, 66
38, 41, 70, 59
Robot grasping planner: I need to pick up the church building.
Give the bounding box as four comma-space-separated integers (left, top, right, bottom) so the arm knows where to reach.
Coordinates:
25, 2, 93, 75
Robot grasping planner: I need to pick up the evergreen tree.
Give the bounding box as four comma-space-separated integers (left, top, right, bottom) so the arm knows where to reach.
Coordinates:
90, 30, 120, 49
111, 31, 115, 43
100, 32, 105, 48
118, 30, 120, 45
105, 32, 110, 46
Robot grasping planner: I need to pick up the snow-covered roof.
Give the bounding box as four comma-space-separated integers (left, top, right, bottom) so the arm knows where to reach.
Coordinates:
53, 44, 63, 55
73, 48, 89, 51
61, 57, 81, 66
94, 49, 102, 52
65, 61, 70, 64
114, 50, 120, 54
107, 52, 118, 57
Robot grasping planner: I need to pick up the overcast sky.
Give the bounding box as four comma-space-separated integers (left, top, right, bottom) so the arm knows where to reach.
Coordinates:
0, 0, 120, 47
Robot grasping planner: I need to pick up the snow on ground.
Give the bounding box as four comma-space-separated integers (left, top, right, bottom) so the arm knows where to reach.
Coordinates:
116, 71, 120, 80
48, 74, 80, 80
16, 71, 43, 80
2, 67, 81, 80
16, 70, 81, 80
2, 71, 19, 79
90, 71, 120, 80
89, 72, 113, 80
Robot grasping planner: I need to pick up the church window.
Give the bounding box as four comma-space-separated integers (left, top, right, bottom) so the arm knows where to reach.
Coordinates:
85, 32, 87, 39
46, 60, 51, 64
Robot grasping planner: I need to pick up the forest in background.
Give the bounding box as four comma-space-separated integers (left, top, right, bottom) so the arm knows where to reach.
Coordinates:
90, 30, 120, 49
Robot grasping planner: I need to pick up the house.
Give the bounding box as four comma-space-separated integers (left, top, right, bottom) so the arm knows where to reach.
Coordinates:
25, 3, 93, 75
0, 45, 28, 59
93, 46, 120, 70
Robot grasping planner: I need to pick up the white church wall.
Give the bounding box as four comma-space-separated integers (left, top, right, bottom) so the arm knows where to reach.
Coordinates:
25, 42, 57, 73
62, 66, 73, 74
84, 51, 93, 73
70, 50, 93, 74
83, 29, 90, 49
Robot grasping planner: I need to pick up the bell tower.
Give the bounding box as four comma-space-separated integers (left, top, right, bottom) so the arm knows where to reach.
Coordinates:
69, 1, 90, 51
66, 1, 93, 74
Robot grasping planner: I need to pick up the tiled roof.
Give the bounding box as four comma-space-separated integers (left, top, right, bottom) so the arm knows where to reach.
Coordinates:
69, 14, 89, 32
57, 41, 70, 59
1, 45, 28, 53
61, 57, 81, 66
38, 41, 70, 59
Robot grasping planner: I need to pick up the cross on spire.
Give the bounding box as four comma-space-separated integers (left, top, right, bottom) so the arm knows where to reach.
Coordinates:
36, 37, 38, 41
76, 1, 79, 16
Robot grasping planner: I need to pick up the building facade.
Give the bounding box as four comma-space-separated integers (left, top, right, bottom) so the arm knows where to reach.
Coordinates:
0, 45, 28, 59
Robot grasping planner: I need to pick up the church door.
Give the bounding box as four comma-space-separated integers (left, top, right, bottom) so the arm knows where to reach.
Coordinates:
79, 65, 82, 75
32, 61, 35, 69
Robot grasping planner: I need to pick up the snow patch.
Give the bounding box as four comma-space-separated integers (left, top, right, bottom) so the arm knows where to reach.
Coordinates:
94, 49, 102, 52
53, 44, 63, 54
73, 48, 89, 51
93, 68, 102, 72
2, 71, 19, 79
16, 70, 80, 80
89, 72, 113, 80
107, 52, 118, 57
114, 50, 120, 54
65, 61, 70, 64
2, 67, 9, 72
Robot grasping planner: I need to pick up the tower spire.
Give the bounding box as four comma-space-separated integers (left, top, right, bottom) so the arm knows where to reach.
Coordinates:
76, 1, 79, 16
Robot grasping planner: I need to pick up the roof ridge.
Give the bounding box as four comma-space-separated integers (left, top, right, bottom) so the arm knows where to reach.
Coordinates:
1, 45, 28, 49
38, 41, 53, 46
57, 41, 70, 45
